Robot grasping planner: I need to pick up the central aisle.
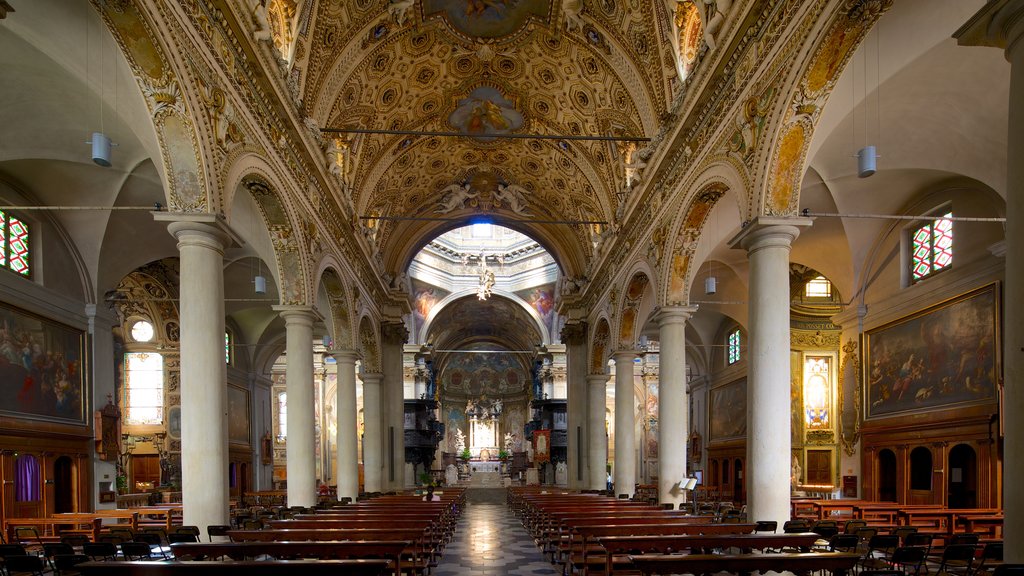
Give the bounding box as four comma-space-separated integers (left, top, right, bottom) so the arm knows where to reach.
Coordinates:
434, 488, 559, 576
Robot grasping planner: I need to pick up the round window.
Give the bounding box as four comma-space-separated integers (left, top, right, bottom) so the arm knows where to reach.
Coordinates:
130, 320, 154, 342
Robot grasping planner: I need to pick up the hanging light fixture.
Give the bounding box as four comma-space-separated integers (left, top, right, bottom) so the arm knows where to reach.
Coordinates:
704, 275, 717, 295
89, 132, 114, 167
855, 25, 880, 178
253, 255, 267, 294
85, 4, 116, 167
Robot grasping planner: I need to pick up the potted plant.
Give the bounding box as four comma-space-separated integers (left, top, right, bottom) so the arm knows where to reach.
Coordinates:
497, 449, 510, 461
459, 448, 472, 461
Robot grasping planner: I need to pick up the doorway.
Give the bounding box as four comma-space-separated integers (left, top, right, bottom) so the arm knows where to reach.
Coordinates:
878, 449, 897, 502
947, 444, 977, 508
53, 456, 75, 513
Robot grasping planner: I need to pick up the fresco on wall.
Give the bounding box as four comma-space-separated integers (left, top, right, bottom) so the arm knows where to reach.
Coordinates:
709, 378, 746, 441
412, 280, 449, 332
441, 349, 528, 396
228, 385, 250, 445
0, 303, 84, 424
865, 284, 998, 419
516, 284, 555, 332
423, 0, 551, 39
444, 405, 467, 451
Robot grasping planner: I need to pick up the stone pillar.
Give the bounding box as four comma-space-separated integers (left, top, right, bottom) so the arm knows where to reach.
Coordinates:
381, 322, 408, 490
729, 217, 810, 526
955, 1, 1024, 559
160, 217, 231, 533
587, 374, 609, 490
657, 306, 698, 508
86, 304, 118, 510
362, 372, 385, 493
613, 350, 640, 497
562, 321, 588, 489
275, 306, 318, 508
330, 349, 360, 502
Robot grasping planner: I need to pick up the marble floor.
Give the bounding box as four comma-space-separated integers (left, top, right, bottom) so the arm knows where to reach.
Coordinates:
434, 488, 559, 576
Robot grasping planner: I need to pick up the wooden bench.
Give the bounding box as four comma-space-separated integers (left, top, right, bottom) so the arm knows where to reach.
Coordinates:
593, 532, 822, 575
4, 516, 103, 542
170, 540, 409, 576
77, 559, 391, 575
627, 551, 861, 576
227, 529, 433, 574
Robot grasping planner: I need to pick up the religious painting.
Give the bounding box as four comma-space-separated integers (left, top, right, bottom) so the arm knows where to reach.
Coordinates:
0, 302, 85, 425
864, 283, 999, 419
448, 86, 524, 139
709, 378, 746, 441
228, 385, 250, 445
411, 280, 448, 331
516, 284, 555, 331
533, 429, 551, 463
440, 348, 527, 396
422, 0, 552, 40
166, 406, 181, 440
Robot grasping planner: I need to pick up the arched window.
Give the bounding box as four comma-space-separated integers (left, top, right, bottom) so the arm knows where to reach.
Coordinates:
727, 329, 741, 365
124, 350, 164, 425
910, 211, 953, 282
225, 330, 233, 365
276, 391, 288, 443
0, 209, 30, 277
910, 447, 933, 491
14, 454, 40, 502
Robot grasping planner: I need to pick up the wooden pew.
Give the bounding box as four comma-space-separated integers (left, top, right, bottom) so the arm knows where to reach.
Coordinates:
4, 516, 103, 542
627, 551, 861, 576
78, 559, 392, 575
227, 529, 431, 574
171, 540, 409, 576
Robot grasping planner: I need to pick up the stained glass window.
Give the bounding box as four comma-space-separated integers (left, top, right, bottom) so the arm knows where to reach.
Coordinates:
0, 209, 30, 277
225, 331, 232, 365
727, 329, 741, 365
124, 352, 164, 425
911, 212, 953, 282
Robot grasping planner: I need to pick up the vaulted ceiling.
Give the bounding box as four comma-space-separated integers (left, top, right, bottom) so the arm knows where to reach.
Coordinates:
295, 0, 679, 273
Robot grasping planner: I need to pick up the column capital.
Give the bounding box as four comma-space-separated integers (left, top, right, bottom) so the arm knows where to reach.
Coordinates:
653, 305, 698, 327
727, 216, 811, 253
155, 212, 239, 251
327, 349, 360, 365
955, 0, 1024, 58
560, 320, 589, 345
587, 373, 610, 384
380, 321, 409, 345
612, 349, 642, 362
360, 372, 384, 385
273, 305, 320, 327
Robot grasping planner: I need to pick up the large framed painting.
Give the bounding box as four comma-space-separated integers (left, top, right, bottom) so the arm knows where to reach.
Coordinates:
865, 283, 999, 419
709, 378, 746, 441
228, 385, 250, 445
0, 302, 86, 425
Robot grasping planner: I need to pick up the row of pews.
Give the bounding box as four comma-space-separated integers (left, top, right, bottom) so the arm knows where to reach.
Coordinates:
792, 499, 1004, 539
2, 490, 465, 576
4, 506, 184, 542
509, 487, 860, 576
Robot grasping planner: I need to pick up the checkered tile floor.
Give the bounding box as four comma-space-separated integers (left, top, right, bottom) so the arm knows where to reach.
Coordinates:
434, 489, 558, 576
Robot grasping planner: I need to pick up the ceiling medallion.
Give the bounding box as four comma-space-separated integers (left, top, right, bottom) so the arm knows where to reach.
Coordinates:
421, 0, 553, 41
448, 86, 524, 140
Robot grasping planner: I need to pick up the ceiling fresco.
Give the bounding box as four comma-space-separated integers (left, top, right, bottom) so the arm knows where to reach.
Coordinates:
424, 294, 543, 353
298, 0, 679, 273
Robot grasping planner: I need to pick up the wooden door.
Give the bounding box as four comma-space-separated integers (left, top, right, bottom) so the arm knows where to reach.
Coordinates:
130, 455, 160, 492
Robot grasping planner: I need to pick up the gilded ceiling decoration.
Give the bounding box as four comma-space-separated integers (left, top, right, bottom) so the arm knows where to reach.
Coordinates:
297, 0, 678, 273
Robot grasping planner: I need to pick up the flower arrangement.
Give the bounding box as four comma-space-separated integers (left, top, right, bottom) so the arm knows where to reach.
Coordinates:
459, 448, 472, 460
497, 449, 510, 460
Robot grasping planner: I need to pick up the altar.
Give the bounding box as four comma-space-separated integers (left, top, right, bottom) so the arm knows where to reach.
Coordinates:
469, 461, 501, 473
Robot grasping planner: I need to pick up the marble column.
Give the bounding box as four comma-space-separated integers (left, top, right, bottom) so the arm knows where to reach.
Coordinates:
562, 322, 588, 489
657, 305, 698, 509
613, 350, 640, 497
956, 1, 1024, 559
361, 372, 385, 493
275, 306, 318, 508
331, 349, 360, 502
160, 217, 231, 533
381, 322, 408, 490
587, 374, 610, 490
729, 217, 810, 526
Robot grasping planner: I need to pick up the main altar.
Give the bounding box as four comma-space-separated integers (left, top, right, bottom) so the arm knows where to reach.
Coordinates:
466, 397, 502, 459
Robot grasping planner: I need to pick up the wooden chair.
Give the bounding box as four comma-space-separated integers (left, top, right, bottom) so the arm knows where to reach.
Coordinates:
172, 526, 201, 537
42, 543, 75, 571
60, 535, 90, 549
167, 533, 198, 544
53, 553, 91, 576
844, 520, 868, 534
889, 546, 928, 576
975, 542, 1004, 576
206, 526, 231, 542
893, 527, 919, 545
1, 554, 46, 576
120, 542, 155, 561
860, 534, 901, 573
754, 521, 778, 534
81, 542, 118, 561
932, 544, 977, 576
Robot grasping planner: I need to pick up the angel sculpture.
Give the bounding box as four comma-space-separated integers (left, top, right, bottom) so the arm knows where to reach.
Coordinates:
436, 183, 476, 214
494, 183, 531, 215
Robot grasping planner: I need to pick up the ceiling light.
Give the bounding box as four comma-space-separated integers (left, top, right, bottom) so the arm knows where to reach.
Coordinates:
89, 132, 114, 167
254, 275, 267, 294
857, 145, 876, 178
704, 276, 717, 295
